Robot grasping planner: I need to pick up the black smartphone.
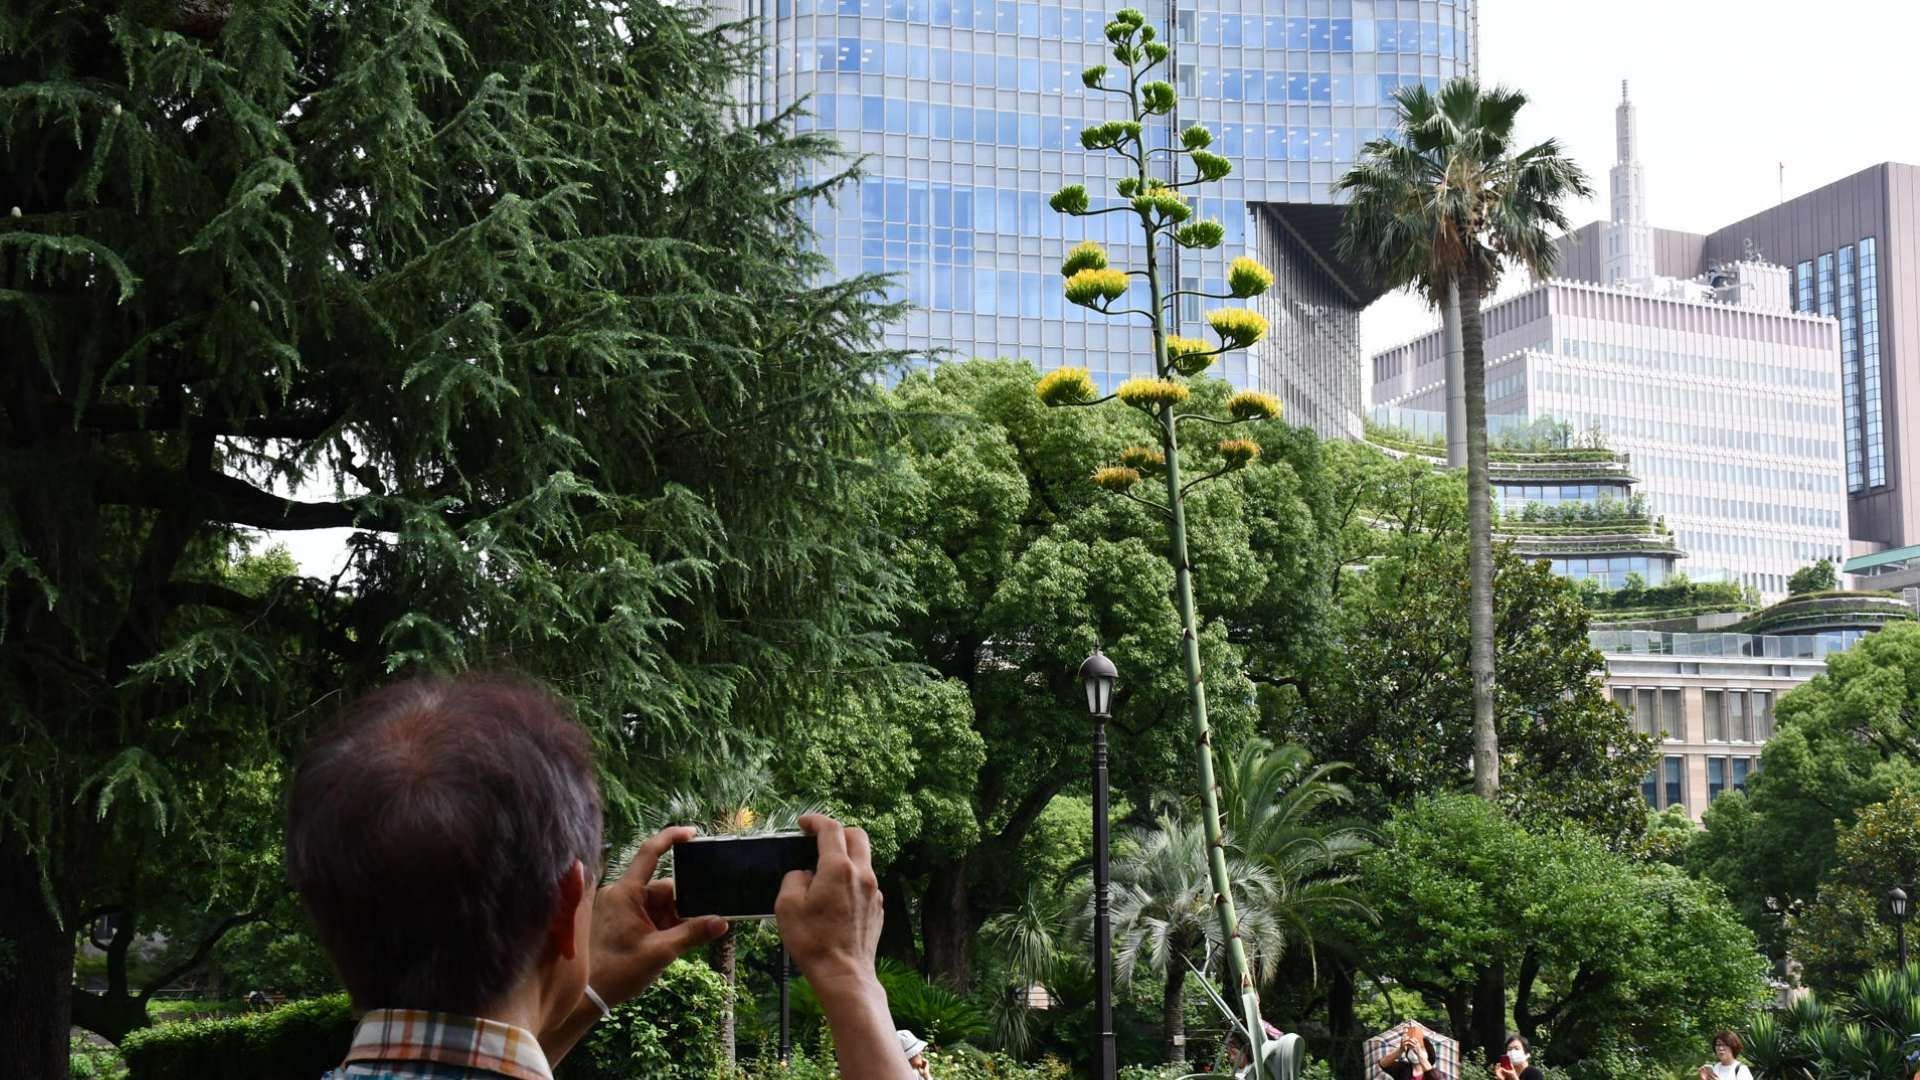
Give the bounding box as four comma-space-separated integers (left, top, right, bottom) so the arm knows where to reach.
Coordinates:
672, 832, 818, 918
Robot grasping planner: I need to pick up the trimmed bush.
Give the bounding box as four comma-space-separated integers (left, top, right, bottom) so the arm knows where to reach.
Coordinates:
560, 959, 729, 1080
121, 994, 353, 1080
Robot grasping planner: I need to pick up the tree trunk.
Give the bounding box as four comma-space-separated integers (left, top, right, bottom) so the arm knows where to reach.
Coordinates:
1470, 961, 1506, 1067
1, 837, 76, 1080
921, 857, 974, 989
1459, 267, 1499, 799
1162, 961, 1188, 1065
714, 929, 737, 1066
1326, 961, 1363, 1080
878, 870, 920, 970
1443, 279, 1467, 470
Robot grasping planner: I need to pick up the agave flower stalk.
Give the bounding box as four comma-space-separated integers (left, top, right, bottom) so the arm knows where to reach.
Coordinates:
1036, 7, 1283, 1071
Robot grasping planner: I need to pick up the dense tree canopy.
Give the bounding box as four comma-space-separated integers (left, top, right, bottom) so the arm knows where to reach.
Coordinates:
1690, 622, 1920, 955
1, 1, 909, 1071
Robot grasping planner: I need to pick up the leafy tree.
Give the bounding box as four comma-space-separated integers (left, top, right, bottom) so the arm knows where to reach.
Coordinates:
1689, 623, 1920, 954
1347, 796, 1767, 1070
1273, 443, 1658, 850
1, 2, 907, 1072
1336, 80, 1593, 804
876, 359, 1327, 988
1788, 558, 1840, 596
1784, 788, 1920, 993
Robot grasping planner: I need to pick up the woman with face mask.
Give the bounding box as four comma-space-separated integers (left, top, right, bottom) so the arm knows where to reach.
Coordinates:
1490, 1033, 1540, 1080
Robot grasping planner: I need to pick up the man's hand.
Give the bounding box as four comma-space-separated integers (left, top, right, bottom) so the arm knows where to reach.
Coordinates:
776, 814, 907, 1079
590, 826, 730, 1005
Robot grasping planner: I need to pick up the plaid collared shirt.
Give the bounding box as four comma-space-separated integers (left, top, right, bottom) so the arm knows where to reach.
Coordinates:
331, 1009, 554, 1080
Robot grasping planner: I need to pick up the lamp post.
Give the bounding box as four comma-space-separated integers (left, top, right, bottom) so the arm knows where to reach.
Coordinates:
778, 947, 792, 1064
1890, 887, 1911, 969
1081, 646, 1119, 1080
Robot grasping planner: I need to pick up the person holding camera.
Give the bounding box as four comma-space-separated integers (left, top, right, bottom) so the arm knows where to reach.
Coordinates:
286, 675, 908, 1080
1377, 1024, 1446, 1080
1698, 1030, 1753, 1080
1490, 1033, 1540, 1080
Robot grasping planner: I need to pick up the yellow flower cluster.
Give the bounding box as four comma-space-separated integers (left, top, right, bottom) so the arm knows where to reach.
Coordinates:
1065, 267, 1129, 307
1207, 306, 1269, 347
1116, 378, 1191, 409
1216, 438, 1262, 467
1226, 389, 1282, 421
1061, 241, 1109, 276
1227, 256, 1274, 298
1037, 366, 1098, 406
1164, 335, 1215, 376
1092, 466, 1143, 492
1118, 445, 1166, 472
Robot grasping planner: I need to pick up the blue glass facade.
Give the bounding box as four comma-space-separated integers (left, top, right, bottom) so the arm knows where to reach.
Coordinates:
755, 0, 1477, 422
1794, 238, 1884, 494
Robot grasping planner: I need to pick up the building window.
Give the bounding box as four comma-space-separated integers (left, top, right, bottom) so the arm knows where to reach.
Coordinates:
1861, 237, 1885, 488
1753, 691, 1774, 740
1729, 690, 1751, 742
1839, 245, 1863, 493
1664, 755, 1685, 810
1636, 687, 1659, 738
1708, 757, 1726, 802
1731, 756, 1753, 794
1662, 688, 1683, 740
1795, 260, 1813, 312
1704, 689, 1726, 742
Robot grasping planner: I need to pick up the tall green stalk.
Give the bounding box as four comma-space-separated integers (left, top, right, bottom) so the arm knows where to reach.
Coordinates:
1036, 7, 1284, 1071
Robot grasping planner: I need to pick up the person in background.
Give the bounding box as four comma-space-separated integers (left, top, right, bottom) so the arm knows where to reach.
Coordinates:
897, 1030, 933, 1079
1378, 1024, 1445, 1080
1491, 1033, 1540, 1080
1699, 1030, 1753, 1080
1223, 1031, 1254, 1080
286, 675, 907, 1080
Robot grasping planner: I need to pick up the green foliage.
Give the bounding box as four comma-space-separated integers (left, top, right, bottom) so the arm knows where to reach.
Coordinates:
1580, 574, 1749, 616
1499, 493, 1648, 526
3, 0, 913, 1061
562, 960, 730, 1080
1346, 796, 1769, 1070
69, 1036, 126, 1080
1742, 964, 1920, 1080
120, 995, 353, 1080
1789, 558, 1841, 596
1689, 623, 1920, 961
731, 1046, 1075, 1080
1783, 788, 1920, 992
1274, 442, 1659, 849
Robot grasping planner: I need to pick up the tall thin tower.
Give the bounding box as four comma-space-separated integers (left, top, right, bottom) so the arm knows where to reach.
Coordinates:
1607, 80, 1653, 285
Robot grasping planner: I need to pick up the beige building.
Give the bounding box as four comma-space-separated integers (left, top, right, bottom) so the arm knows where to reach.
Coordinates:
1594, 621, 1889, 819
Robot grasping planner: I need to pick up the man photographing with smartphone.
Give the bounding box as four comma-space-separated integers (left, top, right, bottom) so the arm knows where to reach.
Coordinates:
286, 675, 907, 1079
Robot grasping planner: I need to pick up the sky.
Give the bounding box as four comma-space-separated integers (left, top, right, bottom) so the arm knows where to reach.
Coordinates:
1359, 0, 1920, 355
278, 0, 1920, 575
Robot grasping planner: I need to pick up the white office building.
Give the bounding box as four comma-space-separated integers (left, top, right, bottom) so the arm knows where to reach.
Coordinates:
1368, 86, 1848, 601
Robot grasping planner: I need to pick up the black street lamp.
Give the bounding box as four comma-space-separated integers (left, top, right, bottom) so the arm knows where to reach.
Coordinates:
1890, 887, 1911, 969
1080, 646, 1119, 1080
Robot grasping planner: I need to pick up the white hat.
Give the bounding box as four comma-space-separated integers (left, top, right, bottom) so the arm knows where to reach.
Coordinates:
897, 1030, 928, 1059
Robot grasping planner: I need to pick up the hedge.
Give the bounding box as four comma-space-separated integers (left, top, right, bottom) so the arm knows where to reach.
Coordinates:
121, 994, 353, 1080
120, 960, 726, 1080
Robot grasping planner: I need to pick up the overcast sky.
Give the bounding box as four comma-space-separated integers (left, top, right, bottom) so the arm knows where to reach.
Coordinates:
1360, 0, 1920, 353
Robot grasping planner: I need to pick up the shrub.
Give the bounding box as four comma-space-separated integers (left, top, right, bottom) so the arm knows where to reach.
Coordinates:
121, 995, 353, 1080
560, 959, 730, 1080
69, 1034, 127, 1080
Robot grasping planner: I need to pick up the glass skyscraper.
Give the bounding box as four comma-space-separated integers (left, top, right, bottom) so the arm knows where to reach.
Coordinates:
741, 0, 1478, 437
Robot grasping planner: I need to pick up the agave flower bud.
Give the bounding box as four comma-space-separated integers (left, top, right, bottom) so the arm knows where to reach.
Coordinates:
1114, 7, 1144, 26
1226, 389, 1282, 422
1165, 335, 1215, 376
1061, 240, 1109, 277
1141, 81, 1176, 114
1182, 124, 1213, 151
1140, 23, 1156, 41
1118, 445, 1166, 472
1227, 257, 1275, 298
1092, 466, 1143, 492
1037, 366, 1098, 407
1116, 178, 1140, 198
1144, 41, 1168, 62
1050, 184, 1091, 215
1207, 306, 1268, 348
1175, 220, 1225, 249
1082, 64, 1108, 88
1131, 186, 1191, 224
1189, 150, 1232, 182
1116, 378, 1191, 409
1216, 438, 1262, 468
1065, 268, 1129, 306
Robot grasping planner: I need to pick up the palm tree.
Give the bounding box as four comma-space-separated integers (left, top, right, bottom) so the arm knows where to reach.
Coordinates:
1103, 815, 1283, 1065
1334, 78, 1592, 801
1216, 739, 1372, 979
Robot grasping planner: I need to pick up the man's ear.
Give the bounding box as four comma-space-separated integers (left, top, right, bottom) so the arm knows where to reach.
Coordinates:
548, 859, 588, 960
